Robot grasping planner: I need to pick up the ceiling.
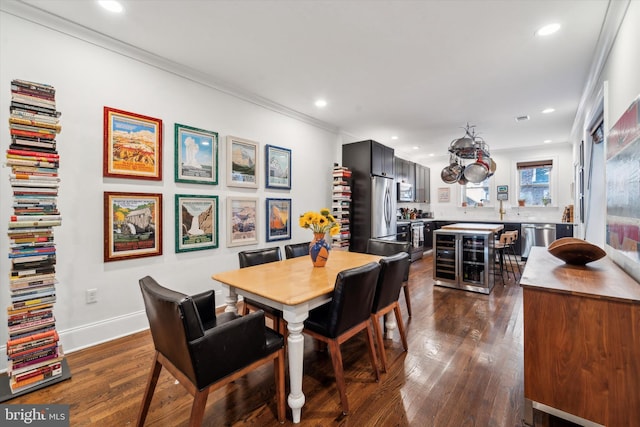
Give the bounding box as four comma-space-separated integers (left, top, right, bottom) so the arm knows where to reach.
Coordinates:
13, 0, 613, 161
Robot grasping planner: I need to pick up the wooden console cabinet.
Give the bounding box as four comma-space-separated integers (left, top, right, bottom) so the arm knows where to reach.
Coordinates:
520, 247, 640, 426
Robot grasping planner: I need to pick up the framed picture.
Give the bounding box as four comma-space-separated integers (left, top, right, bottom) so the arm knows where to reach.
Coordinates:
438, 187, 450, 203
265, 145, 291, 189
175, 194, 219, 253
174, 123, 218, 185
606, 95, 640, 279
104, 192, 163, 262
227, 136, 258, 188
227, 197, 258, 247
103, 107, 163, 180
266, 198, 292, 242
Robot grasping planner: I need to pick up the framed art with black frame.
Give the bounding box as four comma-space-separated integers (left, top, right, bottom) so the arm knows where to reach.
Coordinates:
265, 144, 291, 189
266, 198, 291, 242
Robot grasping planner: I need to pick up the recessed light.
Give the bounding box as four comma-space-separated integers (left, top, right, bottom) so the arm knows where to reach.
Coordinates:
98, 0, 124, 13
429, 153, 435, 157
542, 108, 555, 114
544, 139, 552, 144
314, 99, 327, 108
413, 146, 419, 150
536, 23, 561, 37
391, 136, 399, 140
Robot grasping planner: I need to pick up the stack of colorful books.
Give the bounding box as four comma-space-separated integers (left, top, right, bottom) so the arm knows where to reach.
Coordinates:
6, 79, 64, 393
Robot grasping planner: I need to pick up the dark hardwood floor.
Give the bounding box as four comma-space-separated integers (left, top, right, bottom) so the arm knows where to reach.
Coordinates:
4, 253, 573, 426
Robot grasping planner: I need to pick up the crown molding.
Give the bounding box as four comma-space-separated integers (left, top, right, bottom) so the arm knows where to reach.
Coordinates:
1, 0, 340, 134
569, 0, 630, 142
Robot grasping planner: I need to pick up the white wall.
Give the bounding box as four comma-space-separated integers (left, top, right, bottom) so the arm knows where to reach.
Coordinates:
572, 1, 640, 280
0, 12, 340, 369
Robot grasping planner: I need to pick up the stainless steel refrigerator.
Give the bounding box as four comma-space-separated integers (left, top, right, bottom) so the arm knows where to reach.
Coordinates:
371, 175, 397, 240
349, 174, 397, 253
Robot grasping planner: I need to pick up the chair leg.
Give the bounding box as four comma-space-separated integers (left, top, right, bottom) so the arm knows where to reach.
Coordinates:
242, 301, 250, 315
274, 349, 286, 423
364, 322, 381, 383
402, 282, 412, 317
393, 303, 408, 351
327, 339, 349, 415
371, 313, 388, 372
137, 353, 162, 427
188, 390, 209, 427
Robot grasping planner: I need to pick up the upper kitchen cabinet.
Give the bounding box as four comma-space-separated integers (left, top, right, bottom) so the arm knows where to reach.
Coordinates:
415, 164, 430, 203
343, 140, 395, 178
395, 157, 414, 185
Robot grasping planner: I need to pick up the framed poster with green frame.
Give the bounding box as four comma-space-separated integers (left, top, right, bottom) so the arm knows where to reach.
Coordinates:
175, 194, 219, 253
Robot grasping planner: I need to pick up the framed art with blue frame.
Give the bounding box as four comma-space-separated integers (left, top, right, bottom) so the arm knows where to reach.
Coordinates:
266, 198, 291, 242
175, 194, 219, 253
265, 144, 291, 189
174, 123, 218, 185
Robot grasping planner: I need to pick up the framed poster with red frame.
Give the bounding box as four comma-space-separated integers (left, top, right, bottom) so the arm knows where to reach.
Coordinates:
103, 107, 163, 180
104, 191, 163, 262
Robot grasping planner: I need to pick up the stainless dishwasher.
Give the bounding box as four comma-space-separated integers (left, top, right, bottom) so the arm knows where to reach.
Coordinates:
521, 223, 556, 260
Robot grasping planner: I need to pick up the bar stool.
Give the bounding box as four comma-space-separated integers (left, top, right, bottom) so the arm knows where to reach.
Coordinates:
495, 231, 517, 282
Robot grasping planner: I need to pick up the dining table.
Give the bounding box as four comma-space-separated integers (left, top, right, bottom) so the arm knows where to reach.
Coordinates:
211, 250, 382, 423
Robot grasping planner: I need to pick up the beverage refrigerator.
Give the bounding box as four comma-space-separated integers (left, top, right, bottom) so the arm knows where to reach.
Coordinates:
433, 229, 496, 294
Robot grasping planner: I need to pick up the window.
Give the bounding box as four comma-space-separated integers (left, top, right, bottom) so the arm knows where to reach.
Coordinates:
462, 177, 490, 207
517, 159, 553, 206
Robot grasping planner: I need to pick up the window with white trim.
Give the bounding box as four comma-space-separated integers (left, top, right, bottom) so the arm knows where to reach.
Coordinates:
462, 177, 491, 207
517, 159, 553, 206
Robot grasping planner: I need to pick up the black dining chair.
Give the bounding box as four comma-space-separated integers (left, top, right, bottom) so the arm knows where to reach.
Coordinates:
365, 238, 413, 316
137, 276, 285, 426
238, 247, 285, 335
284, 242, 311, 259
303, 262, 381, 415
370, 252, 410, 372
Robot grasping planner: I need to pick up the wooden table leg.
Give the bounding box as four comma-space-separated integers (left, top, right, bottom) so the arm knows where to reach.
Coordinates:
283, 305, 310, 424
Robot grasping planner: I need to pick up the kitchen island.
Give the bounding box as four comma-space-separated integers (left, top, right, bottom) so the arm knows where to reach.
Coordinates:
433, 223, 503, 294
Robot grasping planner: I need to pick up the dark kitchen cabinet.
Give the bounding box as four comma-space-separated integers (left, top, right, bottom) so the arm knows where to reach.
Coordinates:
395, 157, 413, 185
415, 164, 430, 203
556, 224, 574, 239
344, 140, 394, 178
370, 140, 395, 177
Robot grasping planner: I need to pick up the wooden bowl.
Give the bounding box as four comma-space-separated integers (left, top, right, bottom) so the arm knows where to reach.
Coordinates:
547, 238, 606, 265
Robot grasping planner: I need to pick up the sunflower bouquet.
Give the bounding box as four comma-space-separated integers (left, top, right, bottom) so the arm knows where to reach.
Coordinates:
299, 208, 341, 236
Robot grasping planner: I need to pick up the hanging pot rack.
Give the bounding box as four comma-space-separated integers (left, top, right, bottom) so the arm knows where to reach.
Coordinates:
441, 124, 496, 184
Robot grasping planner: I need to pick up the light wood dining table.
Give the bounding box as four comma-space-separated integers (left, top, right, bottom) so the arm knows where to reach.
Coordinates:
211, 250, 381, 423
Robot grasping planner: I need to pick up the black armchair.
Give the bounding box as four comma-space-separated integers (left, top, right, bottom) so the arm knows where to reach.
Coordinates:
370, 252, 410, 372
137, 276, 285, 426
365, 238, 413, 316
284, 242, 311, 259
303, 262, 381, 415
238, 247, 285, 334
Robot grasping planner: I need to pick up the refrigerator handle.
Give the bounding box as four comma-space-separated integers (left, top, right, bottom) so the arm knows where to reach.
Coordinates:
384, 185, 391, 226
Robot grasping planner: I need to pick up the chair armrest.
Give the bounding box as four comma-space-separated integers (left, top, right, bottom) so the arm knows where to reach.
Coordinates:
191, 290, 216, 328
189, 310, 277, 388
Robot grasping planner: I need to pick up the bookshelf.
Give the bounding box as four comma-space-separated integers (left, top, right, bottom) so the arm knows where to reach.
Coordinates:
331, 165, 352, 250
1, 79, 71, 401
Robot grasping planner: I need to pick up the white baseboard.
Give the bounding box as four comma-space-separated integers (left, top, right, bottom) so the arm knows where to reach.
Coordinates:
0, 310, 149, 372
